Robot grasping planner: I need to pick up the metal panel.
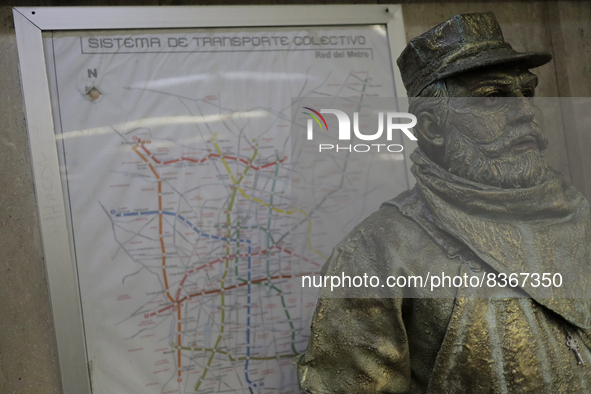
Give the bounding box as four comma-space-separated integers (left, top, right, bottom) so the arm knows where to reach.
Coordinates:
16, 5, 397, 30
12, 9, 92, 394
387, 6, 416, 186
12, 5, 406, 393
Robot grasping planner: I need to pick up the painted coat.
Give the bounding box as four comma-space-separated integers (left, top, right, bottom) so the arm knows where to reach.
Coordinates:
296, 186, 591, 393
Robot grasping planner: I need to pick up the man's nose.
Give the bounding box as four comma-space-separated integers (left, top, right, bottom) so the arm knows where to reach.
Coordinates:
508, 96, 537, 124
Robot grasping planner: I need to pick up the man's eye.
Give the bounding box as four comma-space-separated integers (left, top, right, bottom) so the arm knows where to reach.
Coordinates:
484, 93, 499, 106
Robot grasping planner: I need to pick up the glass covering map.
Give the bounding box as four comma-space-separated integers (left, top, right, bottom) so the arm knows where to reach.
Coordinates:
45, 25, 408, 393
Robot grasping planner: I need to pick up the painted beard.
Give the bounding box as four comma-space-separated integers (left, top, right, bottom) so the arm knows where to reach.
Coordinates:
442, 123, 553, 189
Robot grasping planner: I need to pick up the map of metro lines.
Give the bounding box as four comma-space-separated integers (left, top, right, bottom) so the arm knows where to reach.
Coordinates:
47, 26, 409, 394
107, 131, 320, 394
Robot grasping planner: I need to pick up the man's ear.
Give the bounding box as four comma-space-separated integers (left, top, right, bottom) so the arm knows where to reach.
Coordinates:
416, 111, 445, 148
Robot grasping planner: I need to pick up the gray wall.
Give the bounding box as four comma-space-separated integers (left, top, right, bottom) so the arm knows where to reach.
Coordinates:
1, 2, 589, 393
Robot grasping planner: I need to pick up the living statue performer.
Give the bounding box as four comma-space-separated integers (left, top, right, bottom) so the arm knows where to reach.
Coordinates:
295, 12, 591, 393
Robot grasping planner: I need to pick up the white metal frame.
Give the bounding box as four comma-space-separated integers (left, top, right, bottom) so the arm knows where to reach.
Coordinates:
12, 5, 407, 393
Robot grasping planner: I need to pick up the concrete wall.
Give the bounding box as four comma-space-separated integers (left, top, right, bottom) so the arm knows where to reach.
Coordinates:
1, 2, 589, 393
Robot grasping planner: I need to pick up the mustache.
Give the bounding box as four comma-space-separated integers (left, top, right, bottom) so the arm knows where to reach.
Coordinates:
449, 121, 548, 158
443, 123, 552, 188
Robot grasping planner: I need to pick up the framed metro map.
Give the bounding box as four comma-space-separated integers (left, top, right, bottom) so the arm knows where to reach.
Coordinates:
13, 6, 410, 393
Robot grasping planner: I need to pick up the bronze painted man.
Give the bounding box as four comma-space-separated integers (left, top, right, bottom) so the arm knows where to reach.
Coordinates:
296, 13, 591, 393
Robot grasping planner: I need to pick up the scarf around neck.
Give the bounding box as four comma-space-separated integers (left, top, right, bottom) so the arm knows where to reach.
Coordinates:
406, 149, 591, 329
